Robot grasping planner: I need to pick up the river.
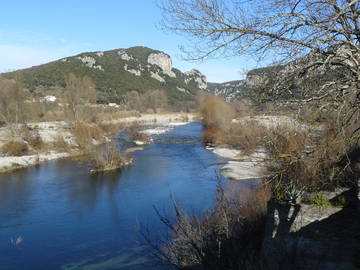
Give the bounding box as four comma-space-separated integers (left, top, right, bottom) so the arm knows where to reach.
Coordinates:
0, 122, 254, 270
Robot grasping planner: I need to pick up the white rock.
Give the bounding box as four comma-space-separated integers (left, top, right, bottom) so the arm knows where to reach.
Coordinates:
176, 87, 189, 93
141, 127, 172, 135
124, 64, 141, 76
184, 69, 207, 89
150, 71, 165, 82
108, 103, 119, 108
147, 53, 176, 77
212, 147, 242, 159
221, 160, 266, 180
77, 56, 104, 71
119, 52, 133, 61
40, 95, 57, 103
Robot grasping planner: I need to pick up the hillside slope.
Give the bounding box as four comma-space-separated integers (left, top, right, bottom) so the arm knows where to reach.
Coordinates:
2, 46, 207, 105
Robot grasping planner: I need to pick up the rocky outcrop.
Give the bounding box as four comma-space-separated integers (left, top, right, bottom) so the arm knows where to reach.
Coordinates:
207, 66, 282, 101
147, 52, 176, 78
76, 56, 104, 71
185, 69, 207, 90
207, 80, 247, 101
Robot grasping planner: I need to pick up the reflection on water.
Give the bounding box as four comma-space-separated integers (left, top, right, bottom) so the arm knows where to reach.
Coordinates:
0, 123, 233, 270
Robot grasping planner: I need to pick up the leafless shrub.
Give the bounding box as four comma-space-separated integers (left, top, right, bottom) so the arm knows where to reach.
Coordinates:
1, 141, 29, 156
72, 122, 103, 150
232, 99, 254, 118
199, 93, 234, 130
24, 130, 44, 151
202, 120, 267, 154
63, 73, 97, 121
265, 122, 357, 202
53, 135, 71, 152
201, 127, 222, 145
128, 124, 150, 143
0, 78, 28, 126
124, 90, 168, 112
98, 123, 124, 136
143, 184, 271, 269
90, 144, 129, 173
220, 121, 267, 154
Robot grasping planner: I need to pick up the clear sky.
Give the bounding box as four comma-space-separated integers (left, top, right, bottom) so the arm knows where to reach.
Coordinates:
0, 0, 258, 82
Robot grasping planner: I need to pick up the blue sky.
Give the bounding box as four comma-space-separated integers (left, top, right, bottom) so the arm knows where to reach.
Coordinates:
0, 0, 257, 82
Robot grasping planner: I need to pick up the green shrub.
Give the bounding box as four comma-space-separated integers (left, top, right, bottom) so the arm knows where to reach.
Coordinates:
334, 195, 348, 208
309, 193, 330, 208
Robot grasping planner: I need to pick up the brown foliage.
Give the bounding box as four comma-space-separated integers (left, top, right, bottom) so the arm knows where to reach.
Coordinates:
201, 127, 222, 144
128, 124, 150, 142
72, 122, 103, 149
64, 74, 97, 121
202, 120, 267, 154
220, 121, 267, 154
1, 141, 29, 156
265, 122, 357, 202
124, 90, 168, 112
90, 144, 128, 173
199, 93, 234, 130
145, 184, 270, 269
0, 78, 28, 125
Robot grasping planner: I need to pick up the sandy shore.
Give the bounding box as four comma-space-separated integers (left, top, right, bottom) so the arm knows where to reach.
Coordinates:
208, 146, 268, 181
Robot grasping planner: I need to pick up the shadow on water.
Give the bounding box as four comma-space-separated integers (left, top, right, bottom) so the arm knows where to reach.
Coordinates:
0, 122, 250, 270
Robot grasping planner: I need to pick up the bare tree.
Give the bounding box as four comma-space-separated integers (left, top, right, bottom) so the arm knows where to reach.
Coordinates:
64, 74, 97, 121
159, 0, 360, 152
124, 90, 168, 112
0, 77, 27, 126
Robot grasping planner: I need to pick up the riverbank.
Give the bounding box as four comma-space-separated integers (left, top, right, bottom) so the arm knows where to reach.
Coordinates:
207, 115, 315, 181
0, 113, 195, 173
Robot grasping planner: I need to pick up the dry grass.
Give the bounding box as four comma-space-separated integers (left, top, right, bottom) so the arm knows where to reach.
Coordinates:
72, 122, 103, 149
90, 144, 129, 173
53, 135, 71, 152
95, 110, 140, 122
264, 122, 357, 202
1, 141, 29, 156
202, 120, 267, 154
265, 123, 311, 157
21, 128, 44, 151
220, 121, 267, 154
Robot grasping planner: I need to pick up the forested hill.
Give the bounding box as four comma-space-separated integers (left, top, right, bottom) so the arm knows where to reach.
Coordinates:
2, 46, 207, 105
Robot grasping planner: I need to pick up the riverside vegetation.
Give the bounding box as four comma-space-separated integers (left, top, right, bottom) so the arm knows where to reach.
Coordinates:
0, 72, 190, 173
2, 0, 360, 266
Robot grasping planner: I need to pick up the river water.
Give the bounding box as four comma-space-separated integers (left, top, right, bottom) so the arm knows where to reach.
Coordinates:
0, 122, 240, 269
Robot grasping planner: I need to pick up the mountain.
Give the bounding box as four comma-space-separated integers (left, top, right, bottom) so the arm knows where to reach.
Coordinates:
207, 65, 284, 102
207, 80, 247, 102
1, 46, 207, 105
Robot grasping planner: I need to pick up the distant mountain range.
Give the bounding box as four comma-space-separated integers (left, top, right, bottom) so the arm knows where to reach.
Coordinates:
207, 66, 284, 102
1, 46, 207, 105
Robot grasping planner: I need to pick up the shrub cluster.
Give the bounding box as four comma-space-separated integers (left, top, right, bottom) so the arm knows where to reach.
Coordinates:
146, 185, 271, 269
1, 141, 29, 156
90, 144, 129, 173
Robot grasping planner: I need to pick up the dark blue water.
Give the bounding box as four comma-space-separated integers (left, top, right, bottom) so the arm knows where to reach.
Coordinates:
0, 123, 231, 270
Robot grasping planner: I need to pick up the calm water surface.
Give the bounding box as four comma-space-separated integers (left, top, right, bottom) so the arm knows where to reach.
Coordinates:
0, 123, 251, 270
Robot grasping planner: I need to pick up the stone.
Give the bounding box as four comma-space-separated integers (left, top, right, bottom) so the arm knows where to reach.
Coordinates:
147, 52, 176, 77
